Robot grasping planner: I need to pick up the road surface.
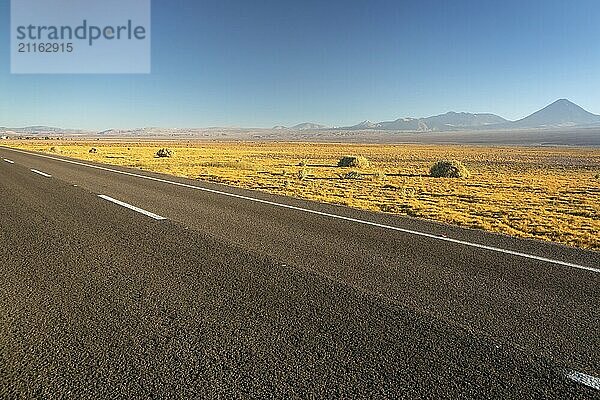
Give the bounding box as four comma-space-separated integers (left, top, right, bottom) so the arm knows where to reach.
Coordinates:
0, 146, 598, 398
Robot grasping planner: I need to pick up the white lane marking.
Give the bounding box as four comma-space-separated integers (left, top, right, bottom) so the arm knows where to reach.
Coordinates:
30, 169, 52, 178
566, 370, 600, 391
4, 147, 599, 274
3, 159, 14, 164
98, 195, 167, 221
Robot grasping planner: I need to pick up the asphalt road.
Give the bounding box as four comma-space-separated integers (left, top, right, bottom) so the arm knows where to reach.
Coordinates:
0, 146, 598, 399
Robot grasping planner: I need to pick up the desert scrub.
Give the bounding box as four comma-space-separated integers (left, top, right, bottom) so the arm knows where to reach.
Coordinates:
341, 170, 362, 180
372, 170, 386, 181
201, 160, 254, 170
49, 146, 59, 153
89, 147, 98, 154
156, 148, 173, 158
430, 160, 470, 178
297, 168, 309, 180
338, 155, 370, 168
399, 186, 417, 197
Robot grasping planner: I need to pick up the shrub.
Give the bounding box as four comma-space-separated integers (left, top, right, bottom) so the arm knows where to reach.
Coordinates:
342, 170, 361, 180
400, 186, 417, 197
430, 160, 470, 178
201, 160, 253, 169
298, 159, 308, 167
338, 155, 369, 168
372, 170, 386, 180
89, 147, 98, 154
156, 148, 173, 158
297, 168, 308, 180
49, 146, 59, 153
595, 173, 600, 179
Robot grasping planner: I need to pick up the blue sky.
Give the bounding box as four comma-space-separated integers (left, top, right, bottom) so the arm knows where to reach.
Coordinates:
1, 0, 599, 130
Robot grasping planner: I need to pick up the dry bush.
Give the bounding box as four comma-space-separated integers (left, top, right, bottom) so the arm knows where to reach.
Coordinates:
49, 146, 59, 153
297, 168, 308, 180
89, 147, 98, 154
156, 148, 173, 158
372, 170, 386, 180
201, 160, 253, 169
338, 155, 370, 168
341, 170, 362, 180
430, 160, 470, 178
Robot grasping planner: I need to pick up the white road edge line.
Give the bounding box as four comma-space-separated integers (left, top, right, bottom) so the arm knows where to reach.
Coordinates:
30, 169, 52, 178
3, 159, 14, 164
566, 370, 600, 391
4, 147, 599, 274
98, 195, 167, 221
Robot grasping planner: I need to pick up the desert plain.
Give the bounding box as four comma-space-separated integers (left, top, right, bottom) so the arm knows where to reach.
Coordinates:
5, 140, 599, 250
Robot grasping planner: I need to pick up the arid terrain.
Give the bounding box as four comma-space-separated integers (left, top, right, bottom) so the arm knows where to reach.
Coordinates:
6, 140, 600, 250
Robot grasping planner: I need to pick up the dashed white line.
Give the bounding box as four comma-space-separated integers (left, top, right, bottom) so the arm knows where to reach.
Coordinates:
98, 195, 167, 221
3, 147, 599, 274
30, 169, 52, 178
3, 159, 14, 164
566, 370, 600, 391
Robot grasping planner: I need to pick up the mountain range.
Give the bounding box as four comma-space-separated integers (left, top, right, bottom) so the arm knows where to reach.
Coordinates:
275, 99, 600, 132
347, 112, 507, 131
0, 126, 85, 135
2, 99, 600, 136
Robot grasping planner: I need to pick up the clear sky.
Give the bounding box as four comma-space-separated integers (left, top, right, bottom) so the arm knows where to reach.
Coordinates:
1, 0, 599, 130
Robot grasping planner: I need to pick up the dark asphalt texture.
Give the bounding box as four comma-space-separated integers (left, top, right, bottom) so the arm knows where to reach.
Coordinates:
0, 146, 598, 398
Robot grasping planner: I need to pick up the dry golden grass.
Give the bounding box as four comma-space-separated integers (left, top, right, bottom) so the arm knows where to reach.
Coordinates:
7, 140, 600, 250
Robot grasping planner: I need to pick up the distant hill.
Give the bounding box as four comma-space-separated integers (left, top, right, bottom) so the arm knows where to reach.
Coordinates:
348, 112, 507, 131
423, 112, 508, 130
510, 99, 600, 128
0, 125, 65, 134
377, 118, 428, 131
351, 121, 379, 129
0, 126, 77, 134
270, 123, 328, 130
290, 123, 328, 130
